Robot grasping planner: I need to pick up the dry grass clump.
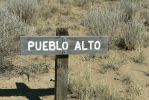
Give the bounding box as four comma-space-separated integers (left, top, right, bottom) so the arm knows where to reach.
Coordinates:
40, 0, 61, 20
132, 49, 147, 64
144, 72, 149, 76
68, 68, 122, 100
121, 75, 142, 99
114, 73, 143, 99
6, 0, 40, 24
100, 54, 124, 73
12, 63, 49, 81
126, 83, 142, 98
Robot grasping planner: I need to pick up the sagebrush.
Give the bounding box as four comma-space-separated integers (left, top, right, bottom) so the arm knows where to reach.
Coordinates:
0, 5, 28, 72
123, 20, 145, 50
7, 0, 40, 24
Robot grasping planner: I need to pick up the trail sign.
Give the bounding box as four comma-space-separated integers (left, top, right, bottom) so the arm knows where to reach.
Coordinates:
20, 28, 109, 100
21, 36, 108, 55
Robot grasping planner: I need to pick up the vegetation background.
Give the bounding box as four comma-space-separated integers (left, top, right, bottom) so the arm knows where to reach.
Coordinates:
0, 0, 149, 100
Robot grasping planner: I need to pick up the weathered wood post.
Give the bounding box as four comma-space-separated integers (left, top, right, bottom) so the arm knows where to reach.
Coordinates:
55, 28, 69, 100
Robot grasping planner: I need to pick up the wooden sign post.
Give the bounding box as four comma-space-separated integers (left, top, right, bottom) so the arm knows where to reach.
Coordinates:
20, 28, 109, 100
55, 28, 69, 100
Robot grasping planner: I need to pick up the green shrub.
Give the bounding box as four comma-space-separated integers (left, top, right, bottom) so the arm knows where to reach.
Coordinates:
6, 0, 40, 24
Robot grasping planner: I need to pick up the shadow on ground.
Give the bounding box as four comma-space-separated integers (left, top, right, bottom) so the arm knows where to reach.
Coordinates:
0, 83, 55, 100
